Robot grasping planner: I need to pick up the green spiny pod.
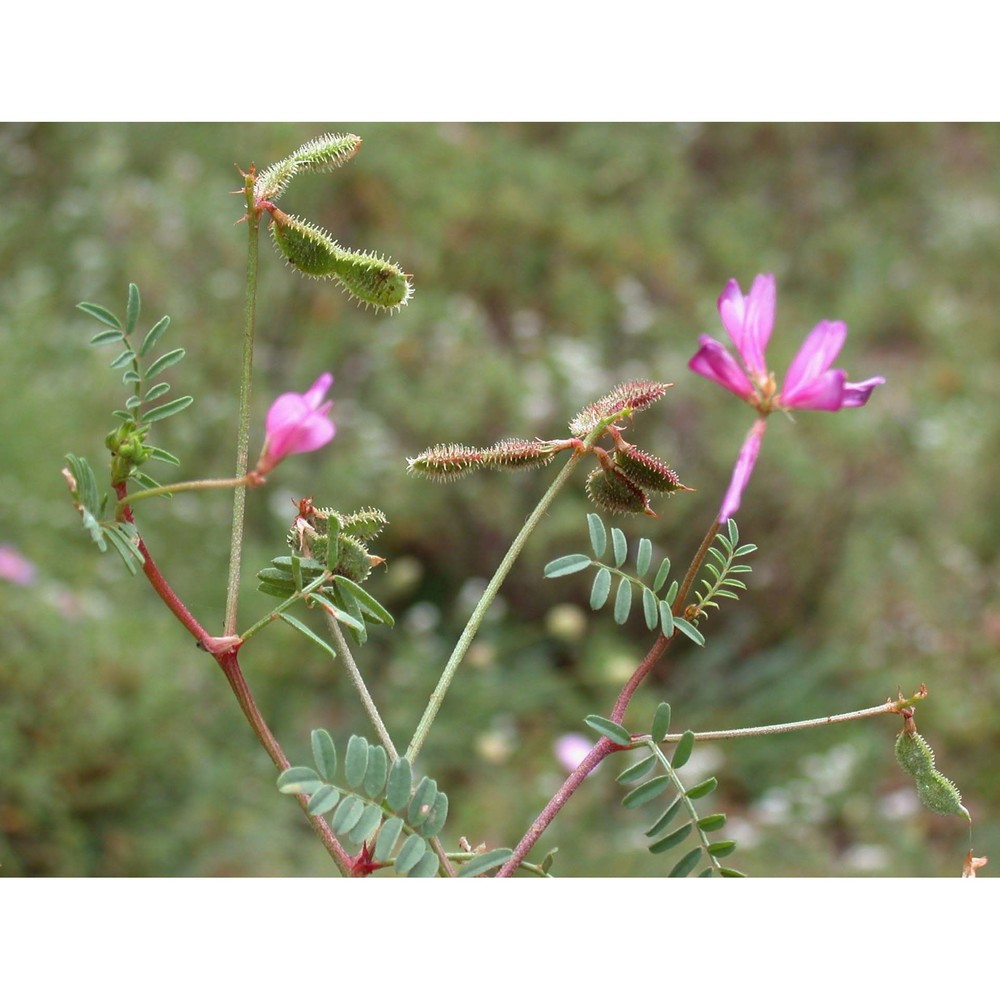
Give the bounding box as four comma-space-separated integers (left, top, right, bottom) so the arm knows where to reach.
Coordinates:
331, 534, 375, 584
339, 508, 389, 541
290, 132, 362, 174
254, 157, 300, 203
406, 444, 486, 481
585, 466, 654, 517
914, 771, 970, 820
614, 445, 685, 494
482, 438, 557, 472
254, 133, 362, 202
327, 246, 413, 312
895, 720, 970, 820
269, 210, 413, 311
269, 209, 342, 276
894, 726, 936, 778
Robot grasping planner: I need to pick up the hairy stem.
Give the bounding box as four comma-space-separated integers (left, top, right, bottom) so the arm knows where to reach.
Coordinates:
223, 175, 261, 635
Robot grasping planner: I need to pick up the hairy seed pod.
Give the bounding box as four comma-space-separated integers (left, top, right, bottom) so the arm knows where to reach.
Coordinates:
570, 380, 673, 437
255, 133, 362, 202
269, 210, 413, 311
481, 439, 557, 471
894, 726, 935, 778
914, 771, 970, 819
895, 725, 970, 820
339, 508, 389, 541
290, 132, 362, 175
330, 534, 375, 584
585, 466, 654, 516
407, 444, 486, 480
614, 445, 683, 493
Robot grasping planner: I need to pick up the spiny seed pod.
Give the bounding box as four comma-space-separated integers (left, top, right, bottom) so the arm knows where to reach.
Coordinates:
269, 210, 413, 311
914, 771, 969, 820
407, 444, 486, 481
339, 507, 389, 541
894, 725, 936, 778
614, 445, 685, 493
254, 133, 362, 202
570, 380, 673, 437
330, 533, 376, 583
481, 439, 557, 471
585, 466, 654, 517
895, 724, 970, 820
290, 132, 362, 175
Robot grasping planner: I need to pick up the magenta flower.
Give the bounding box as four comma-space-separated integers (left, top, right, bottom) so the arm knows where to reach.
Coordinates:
255, 373, 336, 475
689, 273, 885, 413
690, 274, 885, 521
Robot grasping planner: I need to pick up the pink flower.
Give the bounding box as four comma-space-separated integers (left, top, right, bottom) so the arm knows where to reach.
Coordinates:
719, 418, 766, 522
690, 274, 885, 521
0, 544, 36, 586
255, 373, 336, 475
689, 273, 885, 413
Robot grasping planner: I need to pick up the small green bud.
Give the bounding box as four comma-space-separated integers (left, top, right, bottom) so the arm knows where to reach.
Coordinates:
585, 466, 654, 517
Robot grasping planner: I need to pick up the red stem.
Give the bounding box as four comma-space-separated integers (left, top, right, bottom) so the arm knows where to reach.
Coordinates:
116, 486, 354, 874
496, 518, 722, 877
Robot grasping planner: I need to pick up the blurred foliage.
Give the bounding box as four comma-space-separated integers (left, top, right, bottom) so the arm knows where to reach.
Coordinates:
1, 123, 997, 876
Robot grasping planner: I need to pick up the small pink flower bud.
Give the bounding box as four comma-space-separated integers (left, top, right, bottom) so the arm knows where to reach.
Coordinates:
255, 373, 335, 476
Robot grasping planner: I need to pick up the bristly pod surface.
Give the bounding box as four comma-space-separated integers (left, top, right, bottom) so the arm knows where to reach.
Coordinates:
268, 209, 413, 312
406, 444, 486, 481
569, 380, 673, 437
254, 132, 362, 203
613, 444, 687, 494
482, 439, 558, 471
585, 466, 654, 517
894, 718, 970, 820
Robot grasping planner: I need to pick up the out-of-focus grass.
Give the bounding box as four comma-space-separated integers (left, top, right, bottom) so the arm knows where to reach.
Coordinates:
1, 123, 996, 876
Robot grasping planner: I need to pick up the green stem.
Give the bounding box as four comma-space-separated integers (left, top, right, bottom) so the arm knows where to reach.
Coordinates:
325, 616, 399, 761
115, 475, 251, 519
637, 696, 914, 745
238, 572, 334, 644
224, 178, 261, 635
405, 448, 585, 763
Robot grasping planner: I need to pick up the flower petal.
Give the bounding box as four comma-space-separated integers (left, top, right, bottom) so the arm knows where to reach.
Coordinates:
257, 372, 336, 474
779, 320, 849, 409
719, 419, 767, 522
688, 335, 755, 401
736, 273, 775, 376
840, 376, 886, 408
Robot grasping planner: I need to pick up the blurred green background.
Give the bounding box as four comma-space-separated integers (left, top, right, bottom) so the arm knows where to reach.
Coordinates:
1, 123, 996, 876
